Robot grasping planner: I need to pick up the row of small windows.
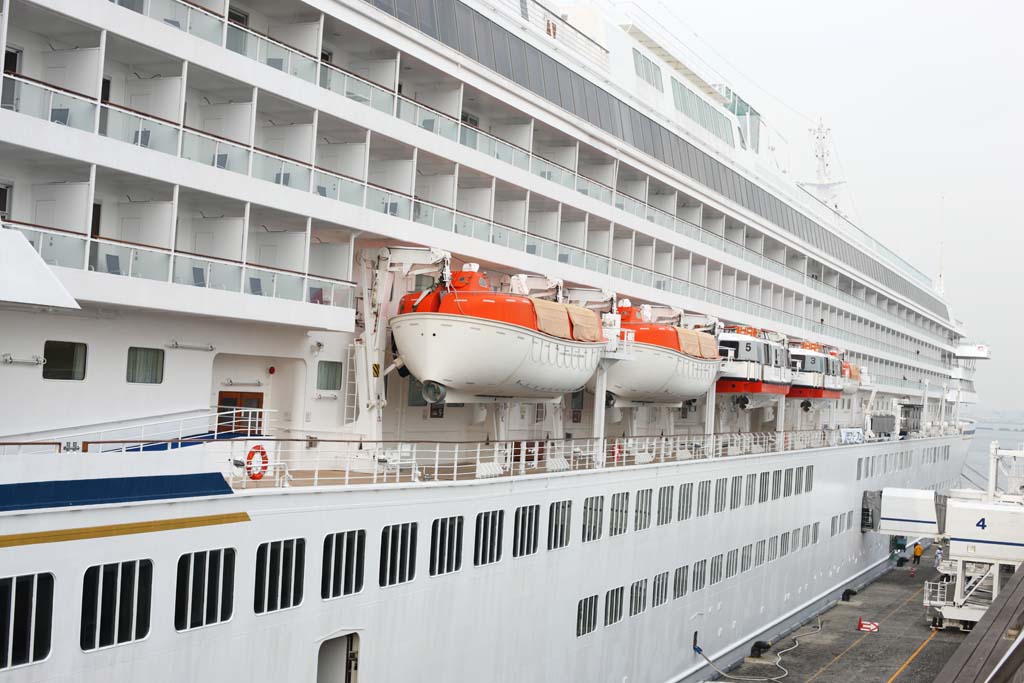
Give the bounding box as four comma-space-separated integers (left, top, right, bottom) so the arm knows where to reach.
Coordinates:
830, 510, 857, 537
671, 78, 735, 147
576, 520, 822, 636
856, 451, 913, 481
39, 341, 164, 383
368, 0, 950, 317
922, 445, 951, 465
632, 48, 663, 92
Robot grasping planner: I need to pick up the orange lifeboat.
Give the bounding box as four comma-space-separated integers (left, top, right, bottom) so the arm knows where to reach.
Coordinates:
391, 268, 605, 403
599, 306, 720, 404
787, 341, 844, 400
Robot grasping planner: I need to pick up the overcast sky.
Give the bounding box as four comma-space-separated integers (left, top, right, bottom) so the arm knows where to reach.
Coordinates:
633, 0, 1020, 410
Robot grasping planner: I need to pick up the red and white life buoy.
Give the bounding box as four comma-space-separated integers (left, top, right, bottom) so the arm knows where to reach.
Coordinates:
246, 445, 269, 481
611, 443, 623, 463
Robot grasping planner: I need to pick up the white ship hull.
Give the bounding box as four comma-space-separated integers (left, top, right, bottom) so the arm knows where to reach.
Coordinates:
602, 342, 720, 404
0, 434, 970, 683
391, 313, 603, 401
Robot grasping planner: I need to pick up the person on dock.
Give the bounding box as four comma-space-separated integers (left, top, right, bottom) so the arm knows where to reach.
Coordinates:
912, 543, 923, 565
934, 547, 943, 567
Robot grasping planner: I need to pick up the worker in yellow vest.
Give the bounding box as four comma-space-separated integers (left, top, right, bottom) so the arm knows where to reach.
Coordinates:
912, 542, 923, 565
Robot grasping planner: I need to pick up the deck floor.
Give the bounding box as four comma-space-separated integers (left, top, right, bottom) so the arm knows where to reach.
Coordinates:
722, 546, 966, 682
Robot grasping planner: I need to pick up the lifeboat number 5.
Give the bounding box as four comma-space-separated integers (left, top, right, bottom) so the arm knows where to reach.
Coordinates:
246, 444, 270, 481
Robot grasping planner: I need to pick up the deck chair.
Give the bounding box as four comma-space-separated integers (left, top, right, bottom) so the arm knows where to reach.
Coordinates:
308, 287, 324, 304
213, 153, 228, 169
249, 277, 263, 295
192, 266, 206, 287
105, 254, 122, 275
132, 129, 151, 147
50, 108, 70, 125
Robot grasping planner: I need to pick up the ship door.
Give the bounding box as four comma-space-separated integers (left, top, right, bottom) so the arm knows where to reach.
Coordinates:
216, 390, 264, 434
317, 633, 359, 683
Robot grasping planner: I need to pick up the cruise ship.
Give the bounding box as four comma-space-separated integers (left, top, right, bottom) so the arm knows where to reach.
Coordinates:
0, 0, 989, 681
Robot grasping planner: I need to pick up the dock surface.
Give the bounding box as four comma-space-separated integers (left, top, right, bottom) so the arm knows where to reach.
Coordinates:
722, 547, 965, 682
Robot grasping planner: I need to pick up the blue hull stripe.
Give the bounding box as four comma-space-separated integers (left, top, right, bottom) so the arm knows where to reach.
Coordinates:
0, 473, 232, 512
950, 537, 1024, 548
880, 517, 937, 525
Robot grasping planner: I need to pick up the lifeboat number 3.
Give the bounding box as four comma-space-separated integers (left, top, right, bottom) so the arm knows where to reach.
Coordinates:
246, 445, 270, 481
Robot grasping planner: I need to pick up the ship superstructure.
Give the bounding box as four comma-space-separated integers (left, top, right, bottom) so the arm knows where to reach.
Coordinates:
0, 0, 986, 681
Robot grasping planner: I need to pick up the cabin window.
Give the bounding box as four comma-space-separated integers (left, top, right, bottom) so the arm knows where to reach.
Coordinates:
316, 361, 344, 391
696, 480, 711, 516
1, 572, 53, 669
634, 488, 652, 530
713, 478, 728, 513
609, 492, 630, 535
582, 496, 604, 543
691, 560, 707, 592
741, 544, 753, 572
254, 539, 305, 613
652, 572, 669, 607
758, 472, 770, 503
767, 535, 779, 561
791, 527, 801, 552
794, 467, 805, 494
730, 476, 743, 510
709, 554, 723, 585
81, 559, 152, 650
755, 540, 767, 566
803, 524, 812, 547
429, 516, 463, 576
174, 548, 235, 631
726, 549, 739, 578
322, 530, 365, 598
473, 510, 503, 566
783, 468, 794, 497
604, 587, 624, 625
576, 595, 599, 636
744, 473, 757, 506
629, 579, 648, 616
771, 470, 783, 500
656, 486, 674, 525
805, 465, 815, 492
43, 340, 86, 380
780, 532, 791, 557
512, 505, 540, 557
379, 524, 416, 587
673, 566, 689, 598
812, 522, 820, 544
677, 483, 693, 521
126, 347, 164, 384
847, 510, 855, 529
547, 501, 572, 550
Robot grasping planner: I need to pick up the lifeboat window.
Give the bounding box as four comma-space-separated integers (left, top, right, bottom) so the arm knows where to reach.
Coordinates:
652, 572, 670, 607
709, 554, 723, 585
656, 486, 674, 526
695, 480, 711, 517
512, 505, 540, 557
673, 566, 689, 599
691, 560, 707, 592
379, 523, 417, 587
634, 489, 653, 531
1, 572, 53, 668
677, 483, 693, 521
474, 511, 504, 566
713, 478, 728, 513
576, 595, 599, 636
604, 587, 624, 626
609, 492, 630, 536
628, 578, 648, 616
547, 500, 572, 550
174, 548, 236, 631
719, 340, 739, 359
429, 517, 463, 577
322, 530, 366, 598
581, 497, 604, 543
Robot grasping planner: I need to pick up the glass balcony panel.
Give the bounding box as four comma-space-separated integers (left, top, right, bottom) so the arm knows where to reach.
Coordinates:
187, 7, 223, 43
100, 107, 179, 155
173, 255, 242, 291
306, 277, 354, 307
252, 151, 310, 190
525, 235, 557, 261
226, 25, 258, 60
131, 247, 171, 281
507, 229, 527, 252
36, 230, 87, 268
147, 0, 189, 33
181, 131, 250, 174
365, 187, 411, 219
413, 202, 454, 231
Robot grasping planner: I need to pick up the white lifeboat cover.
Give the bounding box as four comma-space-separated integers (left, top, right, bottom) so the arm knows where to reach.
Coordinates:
0, 230, 80, 309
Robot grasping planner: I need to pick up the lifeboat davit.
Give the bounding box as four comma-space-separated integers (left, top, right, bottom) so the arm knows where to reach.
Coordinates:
787, 342, 843, 400
716, 326, 793, 395
391, 267, 605, 402
601, 306, 720, 404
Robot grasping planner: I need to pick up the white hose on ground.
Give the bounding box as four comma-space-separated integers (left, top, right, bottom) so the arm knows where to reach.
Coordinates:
696, 616, 823, 682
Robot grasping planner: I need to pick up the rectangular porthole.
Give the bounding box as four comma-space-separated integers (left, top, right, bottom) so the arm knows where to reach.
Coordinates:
474, 510, 503, 566
604, 587, 624, 625
81, 559, 152, 650
609, 492, 630, 536
379, 524, 416, 587
1, 573, 53, 669
634, 489, 652, 530
582, 496, 604, 543
576, 595, 598, 636
174, 548, 235, 631
322, 530, 366, 597
547, 500, 572, 550
429, 517, 463, 576
513, 505, 540, 557
254, 539, 305, 612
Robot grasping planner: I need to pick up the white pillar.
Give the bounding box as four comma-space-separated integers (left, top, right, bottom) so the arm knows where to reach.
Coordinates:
703, 385, 716, 456
776, 395, 786, 451
988, 441, 999, 503
591, 360, 609, 466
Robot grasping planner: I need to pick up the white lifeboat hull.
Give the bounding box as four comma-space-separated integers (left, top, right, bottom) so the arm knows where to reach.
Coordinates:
601, 342, 720, 403
391, 313, 603, 400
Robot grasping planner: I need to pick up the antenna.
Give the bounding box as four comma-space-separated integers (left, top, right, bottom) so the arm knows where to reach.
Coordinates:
797, 118, 847, 215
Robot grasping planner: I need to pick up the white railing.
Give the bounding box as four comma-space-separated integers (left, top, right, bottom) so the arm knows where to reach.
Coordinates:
226, 21, 317, 83
4, 221, 88, 268
319, 62, 394, 113
0, 408, 276, 455
109, 0, 224, 45
99, 102, 180, 154
0, 73, 96, 132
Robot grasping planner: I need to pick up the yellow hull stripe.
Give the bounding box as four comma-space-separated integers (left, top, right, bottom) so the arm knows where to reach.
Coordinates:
0, 512, 251, 548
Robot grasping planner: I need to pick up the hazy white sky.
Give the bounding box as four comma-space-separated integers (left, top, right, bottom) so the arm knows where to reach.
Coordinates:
636, 0, 1021, 407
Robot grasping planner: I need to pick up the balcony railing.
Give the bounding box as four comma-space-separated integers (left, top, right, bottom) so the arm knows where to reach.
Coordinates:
5, 221, 88, 268
1, 73, 95, 132
252, 148, 312, 190
105, 0, 951, 347
226, 22, 317, 83
99, 102, 180, 155
182, 127, 251, 174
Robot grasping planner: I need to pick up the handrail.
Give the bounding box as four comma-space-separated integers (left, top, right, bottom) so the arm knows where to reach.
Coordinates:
319, 59, 395, 93
2, 219, 88, 237
3, 70, 96, 101
92, 234, 171, 252
182, 124, 250, 147
252, 145, 311, 167
173, 247, 244, 266
102, 100, 180, 127
397, 94, 458, 122
226, 19, 319, 60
